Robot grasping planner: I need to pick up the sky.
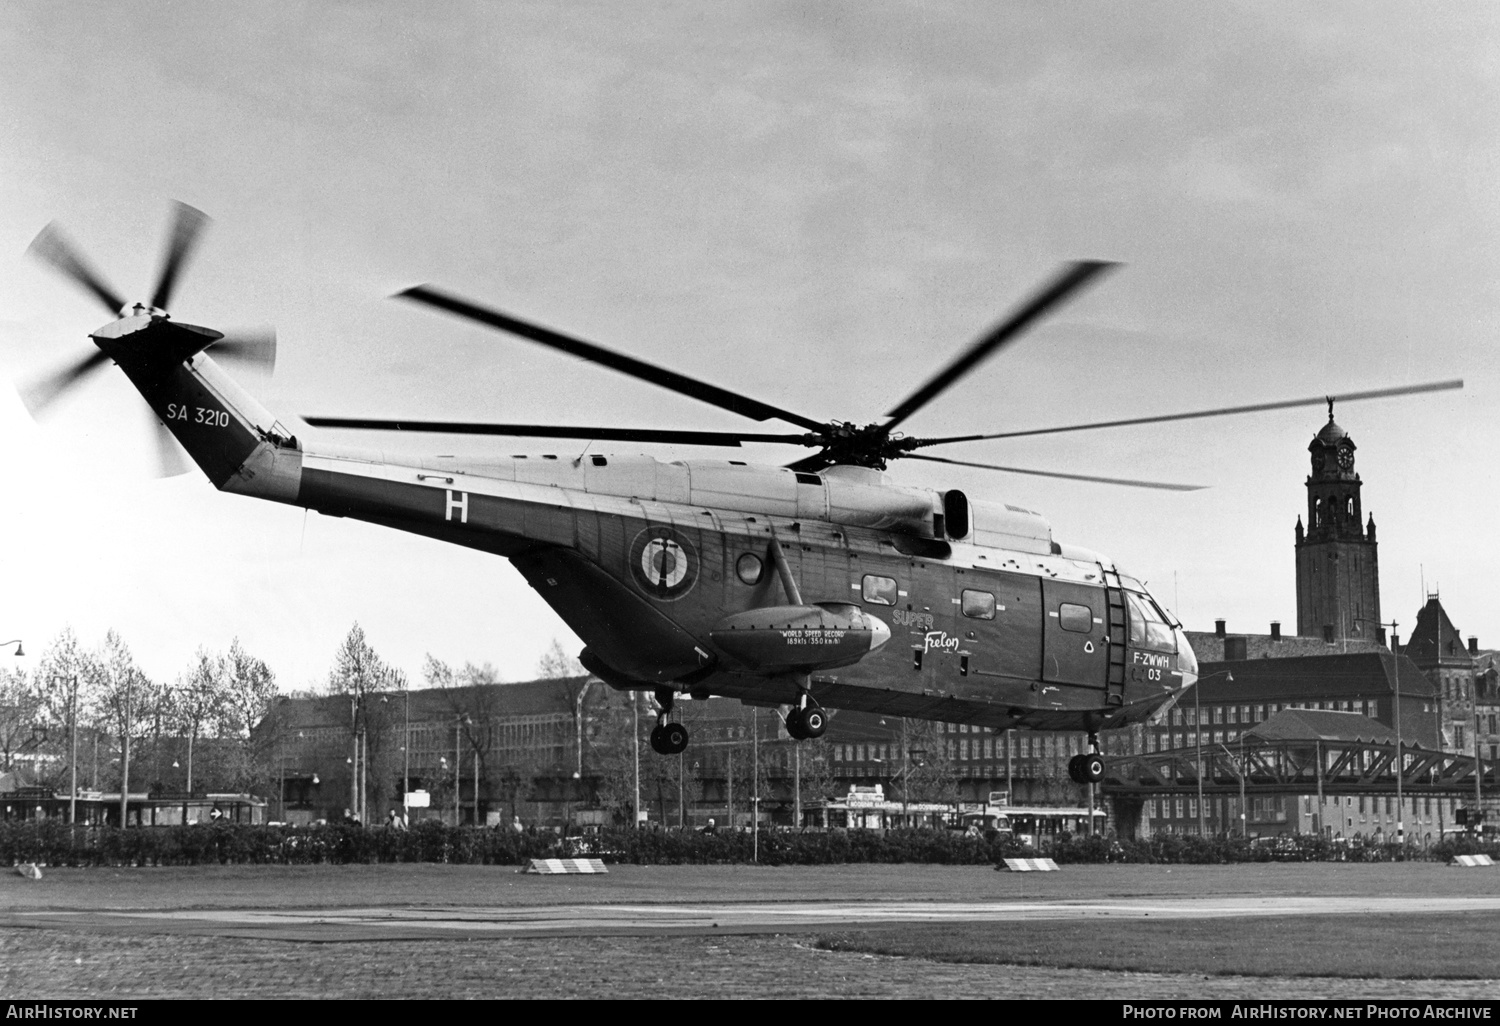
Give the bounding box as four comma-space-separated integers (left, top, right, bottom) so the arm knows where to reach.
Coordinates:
0, 1, 1495, 692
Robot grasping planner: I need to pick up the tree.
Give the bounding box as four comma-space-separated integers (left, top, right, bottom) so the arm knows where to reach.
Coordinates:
424, 655, 510, 824
218, 638, 277, 792
325, 623, 404, 819
92, 630, 158, 826
170, 649, 224, 794
894, 718, 961, 807
30, 628, 99, 806
0, 666, 42, 774
538, 638, 592, 787
587, 688, 647, 825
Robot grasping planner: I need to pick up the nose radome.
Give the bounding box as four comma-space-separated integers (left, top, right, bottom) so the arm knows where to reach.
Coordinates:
1176, 626, 1199, 688
868, 615, 891, 652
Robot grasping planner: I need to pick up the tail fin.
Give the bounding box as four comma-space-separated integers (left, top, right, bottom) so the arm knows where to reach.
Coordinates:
96, 315, 304, 503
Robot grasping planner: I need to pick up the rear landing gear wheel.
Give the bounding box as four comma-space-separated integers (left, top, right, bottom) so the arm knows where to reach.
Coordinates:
650, 721, 689, 755
1081, 753, 1105, 784
1067, 753, 1085, 784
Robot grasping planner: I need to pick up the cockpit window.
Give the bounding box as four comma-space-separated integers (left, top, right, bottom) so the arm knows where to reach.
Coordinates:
1127, 592, 1176, 652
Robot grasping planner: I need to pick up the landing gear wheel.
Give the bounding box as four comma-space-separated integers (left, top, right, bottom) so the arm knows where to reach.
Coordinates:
660, 722, 689, 755
784, 707, 807, 740
1081, 753, 1105, 784
800, 706, 827, 739
1067, 753, 1085, 784
649, 723, 672, 755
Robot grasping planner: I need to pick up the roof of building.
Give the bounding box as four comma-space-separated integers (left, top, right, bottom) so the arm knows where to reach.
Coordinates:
1185, 630, 1385, 662
1313, 414, 1349, 445
0, 768, 36, 793
1243, 708, 1399, 745
1402, 596, 1471, 666
1194, 651, 1435, 702
261, 676, 600, 732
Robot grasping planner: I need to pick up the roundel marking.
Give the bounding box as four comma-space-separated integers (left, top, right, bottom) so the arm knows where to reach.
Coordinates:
629, 527, 698, 601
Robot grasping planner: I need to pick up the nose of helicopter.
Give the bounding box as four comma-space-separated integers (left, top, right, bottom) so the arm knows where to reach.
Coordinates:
868, 615, 891, 652
1175, 625, 1198, 689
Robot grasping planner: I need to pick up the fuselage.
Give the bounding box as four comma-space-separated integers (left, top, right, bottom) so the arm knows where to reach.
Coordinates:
107, 321, 1199, 735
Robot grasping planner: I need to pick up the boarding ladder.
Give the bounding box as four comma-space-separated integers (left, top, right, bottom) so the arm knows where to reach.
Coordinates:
1101, 568, 1128, 706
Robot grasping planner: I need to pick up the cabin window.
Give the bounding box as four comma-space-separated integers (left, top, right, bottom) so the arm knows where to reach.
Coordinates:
735, 553, 764, 585
862, 575, 898, 606
960, 589, 995, 620
1058, 602, 1092, 633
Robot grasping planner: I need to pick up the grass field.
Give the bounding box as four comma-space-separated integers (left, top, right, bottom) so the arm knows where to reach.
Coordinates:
815, 912, 1500, 978
4, 860, 1500, 992
7, 859, 1499, 912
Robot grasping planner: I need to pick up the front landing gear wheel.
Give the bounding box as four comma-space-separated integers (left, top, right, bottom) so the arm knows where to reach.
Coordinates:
650, 722, 689, 755
784, 707, 807, 740
800, 706, 827, 738
1081, 753, 1105, 784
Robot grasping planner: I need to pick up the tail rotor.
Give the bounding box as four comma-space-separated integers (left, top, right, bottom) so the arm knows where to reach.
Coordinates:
19, 201, 277, 473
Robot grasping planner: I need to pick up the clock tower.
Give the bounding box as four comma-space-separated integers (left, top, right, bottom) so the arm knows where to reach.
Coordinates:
1294, 402, 1381, 642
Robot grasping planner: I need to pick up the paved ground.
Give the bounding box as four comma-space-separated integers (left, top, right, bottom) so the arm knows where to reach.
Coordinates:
3, 862, 1499, 999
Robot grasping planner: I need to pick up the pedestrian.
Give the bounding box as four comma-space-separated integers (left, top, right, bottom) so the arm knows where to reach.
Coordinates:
511, 814, 523, 834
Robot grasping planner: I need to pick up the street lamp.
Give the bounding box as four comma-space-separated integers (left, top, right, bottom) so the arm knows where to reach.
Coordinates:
1219, 742, 1248, 838
1358, 617, 1402, 845
1190, 671, 1234, 836
1, 640, 23, 657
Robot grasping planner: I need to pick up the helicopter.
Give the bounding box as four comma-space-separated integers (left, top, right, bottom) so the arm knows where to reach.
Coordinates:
21, 202, 1462, 785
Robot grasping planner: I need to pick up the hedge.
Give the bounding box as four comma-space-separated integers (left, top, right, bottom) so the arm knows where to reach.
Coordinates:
3, 820, 1491, 868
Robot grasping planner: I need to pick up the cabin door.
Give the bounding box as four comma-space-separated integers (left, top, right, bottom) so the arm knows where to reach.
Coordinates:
1040, 579, 1109, 689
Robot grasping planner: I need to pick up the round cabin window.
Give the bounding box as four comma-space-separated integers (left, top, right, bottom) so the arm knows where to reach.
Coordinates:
736, 552, 764, 585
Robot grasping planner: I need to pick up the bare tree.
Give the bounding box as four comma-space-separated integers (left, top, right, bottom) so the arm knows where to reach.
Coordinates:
425, 655, 516, 824
538, 639, 593, 787
217, 638, 277, 792
93, 631, 156, 826
0, 666, 42, 774
170, 649, 224, 794
587, 688, 646, 825
326, 623, 403, 820
31, 628, 98, 806
896, 718, 961, 806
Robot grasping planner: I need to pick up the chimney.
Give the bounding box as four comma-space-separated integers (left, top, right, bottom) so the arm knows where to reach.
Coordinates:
1322, 624, 1335, 644
1270, 621, 1281, 641
1215, 619, 1227, 638
1471, 637, 1480, 656
1391, 633, 1399, 651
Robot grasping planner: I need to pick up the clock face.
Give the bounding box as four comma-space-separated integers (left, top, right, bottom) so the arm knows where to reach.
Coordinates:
1337, 446, 1354, 470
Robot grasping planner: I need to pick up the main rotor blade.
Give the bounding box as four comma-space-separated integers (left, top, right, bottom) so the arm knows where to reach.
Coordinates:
27, 223, 126, 317
18, 349, 112, 417
395, 285, 826, 432
906, 452, 1205, 491
301, 416, 815, 448
917, 379, 1465, 446
208, 326, 277, 377
150, 201, 210, 312
883, 261, 1118, 430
